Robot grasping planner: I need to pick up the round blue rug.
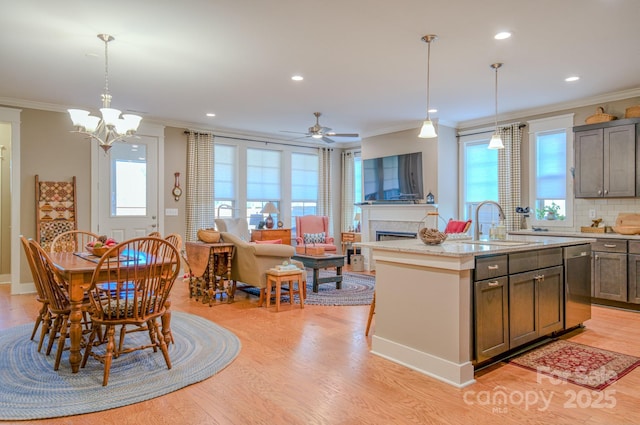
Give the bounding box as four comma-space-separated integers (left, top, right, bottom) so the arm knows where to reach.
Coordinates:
0, 311, 241, 420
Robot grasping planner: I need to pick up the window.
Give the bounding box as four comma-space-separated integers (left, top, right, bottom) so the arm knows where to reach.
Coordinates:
528, 114, 574, 227
247, 148, 281, 228
111, 143, 147, 216
214, 144, 236, 218
354, 153, 362, 203
460, 137, 499, 236
291, 152, 318, 235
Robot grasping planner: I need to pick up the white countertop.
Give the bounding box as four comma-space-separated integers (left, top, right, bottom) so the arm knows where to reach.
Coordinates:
357, 234, 594, 258
511, 229, 640, 240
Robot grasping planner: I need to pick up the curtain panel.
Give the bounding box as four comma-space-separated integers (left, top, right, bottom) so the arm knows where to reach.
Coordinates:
497, 123, 523, 231
341, 151, 355, 232
186, 131, 215, 242
317, 147, 333, 229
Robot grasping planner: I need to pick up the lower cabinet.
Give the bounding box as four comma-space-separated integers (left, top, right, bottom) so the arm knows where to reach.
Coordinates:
627, 254, 640, 304
509, 266, 564, 348
474, 249, 565, 364
593, 251, 627, 301
474, 277, 509, 362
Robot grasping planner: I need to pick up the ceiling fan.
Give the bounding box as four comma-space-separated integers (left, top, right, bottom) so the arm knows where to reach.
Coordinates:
282, 112, 359, 143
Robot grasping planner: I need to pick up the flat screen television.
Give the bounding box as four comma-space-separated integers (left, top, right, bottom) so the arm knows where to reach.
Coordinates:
363, 152, 424, 202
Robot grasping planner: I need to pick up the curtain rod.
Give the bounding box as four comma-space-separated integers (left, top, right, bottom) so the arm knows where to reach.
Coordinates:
183, 130, 319, 150
457, 123, 526, 138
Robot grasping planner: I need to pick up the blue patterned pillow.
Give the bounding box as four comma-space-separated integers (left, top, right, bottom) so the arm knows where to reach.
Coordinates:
303, 232, 326, 244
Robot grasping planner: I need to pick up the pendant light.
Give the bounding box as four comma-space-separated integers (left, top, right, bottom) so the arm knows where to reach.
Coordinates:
488, 62, 504, 149
418, 34, 438, 139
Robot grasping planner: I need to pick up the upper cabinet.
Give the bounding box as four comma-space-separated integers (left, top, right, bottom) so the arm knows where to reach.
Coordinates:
574, 119, 640, 198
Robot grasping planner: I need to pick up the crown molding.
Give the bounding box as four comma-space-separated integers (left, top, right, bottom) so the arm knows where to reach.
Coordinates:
456, 87, 640, 130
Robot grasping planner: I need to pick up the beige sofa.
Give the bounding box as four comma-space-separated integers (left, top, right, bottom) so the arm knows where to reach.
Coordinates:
220, 232, 297, 292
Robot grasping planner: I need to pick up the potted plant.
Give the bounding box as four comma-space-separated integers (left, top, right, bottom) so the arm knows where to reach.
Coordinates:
536, 202, 564, 220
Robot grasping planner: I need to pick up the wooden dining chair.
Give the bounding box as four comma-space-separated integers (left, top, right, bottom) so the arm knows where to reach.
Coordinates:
50, 230, 100, 253
20, 236, 51, 352
366, 291, 376, 336
81, 236, 180, 386
28, 239, 82, 370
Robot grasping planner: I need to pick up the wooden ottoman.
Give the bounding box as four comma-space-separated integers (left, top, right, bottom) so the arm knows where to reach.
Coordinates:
263, 269, 306, 312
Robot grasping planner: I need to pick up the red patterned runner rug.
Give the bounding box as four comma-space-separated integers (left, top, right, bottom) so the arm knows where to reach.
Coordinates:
509, 339, 640, 391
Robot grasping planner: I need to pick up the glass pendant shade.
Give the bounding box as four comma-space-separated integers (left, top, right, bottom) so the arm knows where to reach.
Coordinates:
418, 120, 437, 138
488, 133, 504, 149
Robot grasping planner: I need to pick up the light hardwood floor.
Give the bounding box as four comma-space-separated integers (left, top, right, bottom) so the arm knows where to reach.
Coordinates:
1, 269, 639, 425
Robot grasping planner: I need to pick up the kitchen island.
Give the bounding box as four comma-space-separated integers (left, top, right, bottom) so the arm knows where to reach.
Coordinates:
358, 235, 594, 388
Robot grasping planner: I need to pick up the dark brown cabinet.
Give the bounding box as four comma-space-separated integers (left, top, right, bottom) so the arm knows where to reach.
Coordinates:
592, 239, 628, 302
509, 266, 564, 348
474, 276, 509, 362
574, 121, 637, 198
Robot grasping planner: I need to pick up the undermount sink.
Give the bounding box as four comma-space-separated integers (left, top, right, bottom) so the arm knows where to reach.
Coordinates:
457, 240, 538, 247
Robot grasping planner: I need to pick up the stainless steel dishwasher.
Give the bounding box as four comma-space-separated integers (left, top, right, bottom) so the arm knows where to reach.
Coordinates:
564, 244, 592, 329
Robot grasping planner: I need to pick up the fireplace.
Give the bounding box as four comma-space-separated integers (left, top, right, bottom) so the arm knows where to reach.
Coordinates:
359, 203, 437, 271
376, 230, 417, 241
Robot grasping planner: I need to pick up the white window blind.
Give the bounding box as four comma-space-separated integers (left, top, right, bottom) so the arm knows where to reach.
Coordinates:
247, 148, 281, 200
291, 152, 318, 200
464, 140, 498, 203
214, 144, 235, 200
536, 131, 567, 199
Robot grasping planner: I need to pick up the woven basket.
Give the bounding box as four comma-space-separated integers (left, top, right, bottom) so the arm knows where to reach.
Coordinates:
418, 227, 447, 245
625, 105, 640, 118
197, 228, 221, 243
585, 107, 616, 124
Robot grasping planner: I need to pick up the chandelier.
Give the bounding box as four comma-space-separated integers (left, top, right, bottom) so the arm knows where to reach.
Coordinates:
68, 34, 142, 153
488, 63, 505, 149
418, 34, 438, 139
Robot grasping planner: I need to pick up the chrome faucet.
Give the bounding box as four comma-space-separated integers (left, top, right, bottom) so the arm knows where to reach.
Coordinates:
474, 200, 506, 240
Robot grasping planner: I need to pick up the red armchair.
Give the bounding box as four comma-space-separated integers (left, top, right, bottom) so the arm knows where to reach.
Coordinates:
295, 215, 337, 253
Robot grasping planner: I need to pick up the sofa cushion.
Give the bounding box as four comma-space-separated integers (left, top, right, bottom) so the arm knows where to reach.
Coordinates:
254, 239, 282, 244
303, 232, 326, 244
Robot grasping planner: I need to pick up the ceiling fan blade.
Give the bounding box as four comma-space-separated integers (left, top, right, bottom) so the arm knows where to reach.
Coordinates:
326, 132, 360, 138
321, 136, 336, 144
280, 130, 308, 135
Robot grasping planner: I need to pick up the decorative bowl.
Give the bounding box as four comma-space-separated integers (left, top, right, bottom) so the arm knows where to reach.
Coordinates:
197, 228, 221, 243
418, 227, 448, 245
86, 244, 118, 257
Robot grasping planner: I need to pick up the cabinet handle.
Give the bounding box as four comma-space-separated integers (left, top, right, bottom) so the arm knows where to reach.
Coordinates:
598, 190, 602, 195
604, 189, 609, 195
535, 274, 545, 281
487, 265, 499, 270
603, 244, 617, 248
488, 281, 500, 287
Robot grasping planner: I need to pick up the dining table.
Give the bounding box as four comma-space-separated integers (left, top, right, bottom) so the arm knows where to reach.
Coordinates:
50, 251, 175, 373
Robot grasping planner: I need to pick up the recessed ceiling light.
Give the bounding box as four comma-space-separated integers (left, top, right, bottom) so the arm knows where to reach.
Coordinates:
291, 75, 304, 81
565, 76, 580, 82
494, 32, 512, 40
206, 113, 216, 117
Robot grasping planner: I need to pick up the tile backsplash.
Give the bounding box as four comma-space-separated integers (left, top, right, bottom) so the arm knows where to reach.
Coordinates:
574, 198, 640, 230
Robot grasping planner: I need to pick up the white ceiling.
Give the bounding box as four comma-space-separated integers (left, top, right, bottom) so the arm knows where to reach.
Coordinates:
1, 0, 639, 144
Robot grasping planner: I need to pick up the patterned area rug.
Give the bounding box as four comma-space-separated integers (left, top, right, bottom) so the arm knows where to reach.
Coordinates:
239, 270, 375, 306
509, 339, 640, 391
0, 311, 241, 420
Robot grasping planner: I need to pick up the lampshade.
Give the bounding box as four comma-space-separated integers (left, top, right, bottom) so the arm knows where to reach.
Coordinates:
488, 133, 504, 149
488, 62, 505, 150
261, 202, 279, 214
418, 34, 438, 139
418, 120, 437, 138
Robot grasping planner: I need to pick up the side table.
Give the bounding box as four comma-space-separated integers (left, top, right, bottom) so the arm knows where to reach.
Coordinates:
185, 241, 235, 306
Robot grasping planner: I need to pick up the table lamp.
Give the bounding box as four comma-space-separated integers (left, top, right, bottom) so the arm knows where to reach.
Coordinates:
354, 212, 361, 232
261, 202, 279, 229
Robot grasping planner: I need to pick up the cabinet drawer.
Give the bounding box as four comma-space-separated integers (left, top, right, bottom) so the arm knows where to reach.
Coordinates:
475, 255, 508, 280
509, 248, 563, 274
538, 247, 563, 269
592, 239, 627, 253
628, 240, 640, 254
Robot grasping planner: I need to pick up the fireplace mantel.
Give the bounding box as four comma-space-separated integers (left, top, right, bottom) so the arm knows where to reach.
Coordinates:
359, 203, 437, 270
